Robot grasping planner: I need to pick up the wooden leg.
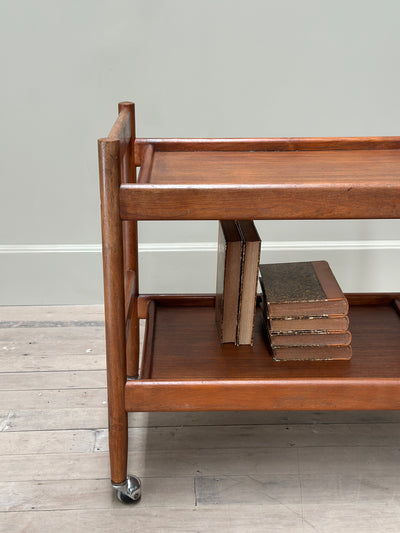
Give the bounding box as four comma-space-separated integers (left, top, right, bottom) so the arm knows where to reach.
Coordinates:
98, 138, 133, 492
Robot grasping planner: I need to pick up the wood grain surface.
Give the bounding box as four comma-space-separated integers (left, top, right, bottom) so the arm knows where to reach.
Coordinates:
98, 138, 128, 484
139, 295, 400, 381
149, 150, 400, 185
126, 295, 400, 412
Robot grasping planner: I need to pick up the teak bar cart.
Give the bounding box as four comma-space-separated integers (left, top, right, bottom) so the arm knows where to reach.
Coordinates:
98, 102, 400, 503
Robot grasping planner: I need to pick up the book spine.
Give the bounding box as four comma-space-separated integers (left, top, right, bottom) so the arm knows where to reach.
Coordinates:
235, 220, 261, 345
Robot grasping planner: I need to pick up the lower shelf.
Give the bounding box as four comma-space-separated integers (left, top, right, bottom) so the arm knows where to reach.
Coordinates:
125, 293, 400, 412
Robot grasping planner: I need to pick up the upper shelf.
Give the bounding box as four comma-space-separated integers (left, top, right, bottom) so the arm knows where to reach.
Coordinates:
120, 138, 400, 220
149, 149, 400, 185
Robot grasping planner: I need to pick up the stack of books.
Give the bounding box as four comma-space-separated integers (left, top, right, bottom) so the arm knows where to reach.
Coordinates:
215, 220, 261, 345
259, 261, 352, 361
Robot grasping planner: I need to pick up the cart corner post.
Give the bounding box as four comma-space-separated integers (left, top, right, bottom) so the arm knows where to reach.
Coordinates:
98, 137, 131, 490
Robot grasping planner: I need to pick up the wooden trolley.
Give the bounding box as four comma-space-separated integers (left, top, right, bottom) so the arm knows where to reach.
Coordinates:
98, 102, 400, 502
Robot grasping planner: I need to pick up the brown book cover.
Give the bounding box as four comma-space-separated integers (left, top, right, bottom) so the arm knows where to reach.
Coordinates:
269, 344, 352, 361
236, 221, 261, 345
259, 261, 348, 318
215, 221, 244, 343
260, 292, 349, 333
269, 330, 352, 348
267, 315, 349, 334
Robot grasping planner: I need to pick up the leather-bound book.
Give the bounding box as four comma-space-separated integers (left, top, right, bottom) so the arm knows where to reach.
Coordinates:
215, 221, 244, 343
236, 221, 261, 345
260, 290, 349, 333
269, 330, 352, 348
259, 261, 348, 318
267, 315, 349, 334
269, 344, 352, 361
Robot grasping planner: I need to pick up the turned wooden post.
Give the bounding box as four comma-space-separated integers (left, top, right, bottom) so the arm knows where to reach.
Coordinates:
98, 137, 128, 485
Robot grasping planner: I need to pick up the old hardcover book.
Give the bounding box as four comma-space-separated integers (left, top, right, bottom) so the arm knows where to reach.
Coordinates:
236, 220, 261, 345
269, 344, 352, 361
215, 221, 244, 343
260, 290, 349, 333
259, 261, 348, 318
267, 315, 349, 334
269, 330, 352, 348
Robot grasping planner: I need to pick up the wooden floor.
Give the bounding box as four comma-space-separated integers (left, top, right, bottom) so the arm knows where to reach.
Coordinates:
2, 306, 400, 532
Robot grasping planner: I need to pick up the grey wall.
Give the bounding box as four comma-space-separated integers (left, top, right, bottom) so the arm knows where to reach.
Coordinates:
1, 0, 399, 304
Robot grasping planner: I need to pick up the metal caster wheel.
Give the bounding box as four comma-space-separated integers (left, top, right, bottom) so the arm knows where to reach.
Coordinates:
112, 475, 141, 504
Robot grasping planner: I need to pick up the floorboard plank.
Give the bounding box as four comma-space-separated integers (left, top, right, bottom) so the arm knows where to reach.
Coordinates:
0, 430, 98, 455
0, 388, 107, 409
0, 354, 106, 372
4, 412, 400, 446
0, 370, 106, 390
0, 305, 104, 322
0, 477, 195, 512
0, 447, 300, 482
0, 327, 105, 356
0, 507, 318, 533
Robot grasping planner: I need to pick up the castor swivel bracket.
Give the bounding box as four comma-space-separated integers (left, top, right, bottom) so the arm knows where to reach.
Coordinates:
112, 475, 141, 504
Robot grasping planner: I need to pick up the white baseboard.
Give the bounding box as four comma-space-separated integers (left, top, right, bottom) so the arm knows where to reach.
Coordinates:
1, 241, 399, 304
2, 240, 399, 254
138, 240, 400, 295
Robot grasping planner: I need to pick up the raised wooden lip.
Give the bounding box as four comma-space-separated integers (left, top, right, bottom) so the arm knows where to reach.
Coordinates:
124, 136, 400, 220
134, 136, 400, 161
137, 292, 400, 317
125, 378, 400, 412
120, 182, 400, 220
